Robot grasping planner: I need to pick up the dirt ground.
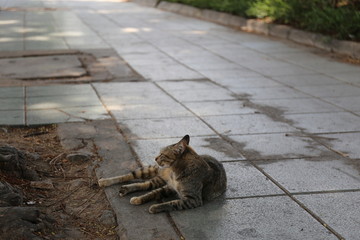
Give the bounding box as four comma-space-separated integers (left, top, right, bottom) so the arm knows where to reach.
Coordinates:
0, 125, 117, 239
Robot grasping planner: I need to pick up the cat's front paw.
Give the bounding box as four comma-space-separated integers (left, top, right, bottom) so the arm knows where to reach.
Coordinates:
119, 186, 130, 197
130, 197, 142, 205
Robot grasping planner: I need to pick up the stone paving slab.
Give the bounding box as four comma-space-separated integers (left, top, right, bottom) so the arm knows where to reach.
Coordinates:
119, 117, 216, 139
252, 98, 343, 114
223, 162, 284, 198
184, 100, 256, 116
257, 159, 360, 193
318, 132, 360, 159
286, 112, 360, 134
203, 114, 296, 135
0, 55, 86, 79
296, 192, 360, 240
0, 84, 110, 126
170, 197, 336, 240
229, 133, 334, 160
323, 96, 360, 112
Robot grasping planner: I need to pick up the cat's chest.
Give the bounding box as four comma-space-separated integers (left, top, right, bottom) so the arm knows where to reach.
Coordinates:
167, 172, 180, 192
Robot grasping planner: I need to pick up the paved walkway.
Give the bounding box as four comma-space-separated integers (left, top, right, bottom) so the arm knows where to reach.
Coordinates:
1, 0, 360, 239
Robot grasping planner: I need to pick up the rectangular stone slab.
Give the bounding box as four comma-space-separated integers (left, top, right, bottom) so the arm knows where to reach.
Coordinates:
0, 55, 86, 79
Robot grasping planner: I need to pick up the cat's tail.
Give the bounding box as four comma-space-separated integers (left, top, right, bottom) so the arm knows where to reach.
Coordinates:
98, 165, 159, 187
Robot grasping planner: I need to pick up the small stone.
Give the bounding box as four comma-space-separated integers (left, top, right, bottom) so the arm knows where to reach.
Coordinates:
99, 210, 116, 226
30, 179, 54, 190
66, 151, 93, 163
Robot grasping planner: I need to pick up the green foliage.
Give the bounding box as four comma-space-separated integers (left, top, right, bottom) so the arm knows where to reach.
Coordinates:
163, 0, 360, 41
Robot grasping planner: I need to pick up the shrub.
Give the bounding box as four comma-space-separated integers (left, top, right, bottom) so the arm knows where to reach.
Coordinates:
163, 0, 360, 41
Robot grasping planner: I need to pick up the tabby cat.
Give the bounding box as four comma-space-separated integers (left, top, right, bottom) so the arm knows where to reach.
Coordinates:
98, 135, 227, 214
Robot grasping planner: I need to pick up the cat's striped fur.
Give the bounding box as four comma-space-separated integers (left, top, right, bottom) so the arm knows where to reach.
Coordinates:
98, 135, 227, 214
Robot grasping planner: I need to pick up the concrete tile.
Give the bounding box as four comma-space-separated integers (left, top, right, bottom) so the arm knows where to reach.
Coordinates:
0, 41, 24, 51
157, 79, 217, 91
232, 86, 309, 100
216, 76, 282, 89
323, 96, 360, 112
169, 88, 236, 102
0, 87, 24, 98
110, 101, 192, 120
250, 65, 316, 77
27, 84, 94, 97
61, 106, 110, 120
99, 89, 173, 106
296, 192, 360, 240
130, 136, 244, 166
203, 114, 295, 135
294, 84, 360, 98
171, 197, 336, 240
200, 68, 262, 82
224, 162, 283, 198
286, 112, 360, 134
130, 63, 203, 81
252, 98, 342, 114
0, 98, 24, 110
120, 117, 216, 139
258, 159, 360, 192
331, 71, 360, 86
26, 109, 83, 125
94, 82, 160, 94
184, 100, 255, 116
318, 132, 360, 159
230, 133, 332, 160
27, 94, 102, 110
272, 74, 342, 87
0, 110, 24, 126
24, 38, 68, 50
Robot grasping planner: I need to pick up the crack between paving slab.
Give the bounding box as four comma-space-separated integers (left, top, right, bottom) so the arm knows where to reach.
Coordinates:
24, 86, 27, 126
226, 188, 360, 201
90, 83, 143, 168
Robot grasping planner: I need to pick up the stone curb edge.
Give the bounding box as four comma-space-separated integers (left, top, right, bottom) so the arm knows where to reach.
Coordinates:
130, 0, 360, 60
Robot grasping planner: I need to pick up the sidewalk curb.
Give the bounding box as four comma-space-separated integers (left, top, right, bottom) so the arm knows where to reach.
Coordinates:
131, 0, 360, 60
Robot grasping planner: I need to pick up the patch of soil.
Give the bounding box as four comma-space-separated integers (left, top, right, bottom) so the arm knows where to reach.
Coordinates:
0, 125, 117, 239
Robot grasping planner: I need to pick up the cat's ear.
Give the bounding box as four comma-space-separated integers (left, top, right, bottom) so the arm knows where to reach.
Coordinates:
181, 135, 190, 145
173, 135, 189, 155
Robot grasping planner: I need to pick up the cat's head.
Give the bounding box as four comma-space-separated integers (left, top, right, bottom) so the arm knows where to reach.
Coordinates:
155, 135, 190, 167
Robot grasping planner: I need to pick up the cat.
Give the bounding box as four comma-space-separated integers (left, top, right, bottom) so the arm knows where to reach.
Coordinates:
98, 135, 227, 214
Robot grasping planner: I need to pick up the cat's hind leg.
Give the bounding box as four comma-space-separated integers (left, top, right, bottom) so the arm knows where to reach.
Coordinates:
149, 196, 202, 214
119, 176, 167, 197
130, 186, 175, 205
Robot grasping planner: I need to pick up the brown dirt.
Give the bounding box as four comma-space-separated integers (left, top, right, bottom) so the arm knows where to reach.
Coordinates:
0, 125, 117, 239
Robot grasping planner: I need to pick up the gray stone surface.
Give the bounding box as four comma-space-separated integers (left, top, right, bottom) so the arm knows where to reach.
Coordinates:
286, 112, 360, 133
223, 162, 283, 198
230, 133, 333, 160
318, 132, 360, 159
296, 192, 360, 240
252, 98, 342, 114
204, 114, 295, 135
0, 110, 24, 126
258, 159, 360, 192
171, 197, 336, 240
0, 56, 86, 79
184, 100, 256, 116
120, 117, 216, 139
